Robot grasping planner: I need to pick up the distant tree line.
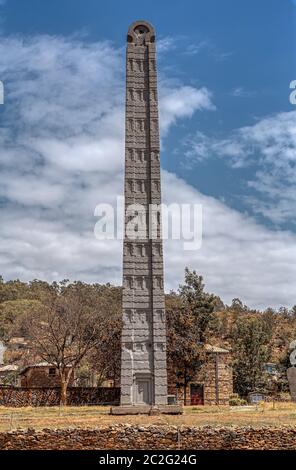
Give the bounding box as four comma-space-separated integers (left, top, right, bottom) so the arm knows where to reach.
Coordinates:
0, 272, 295, 404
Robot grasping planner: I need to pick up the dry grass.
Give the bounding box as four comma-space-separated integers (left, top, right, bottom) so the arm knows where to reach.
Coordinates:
1, 402, 296, 432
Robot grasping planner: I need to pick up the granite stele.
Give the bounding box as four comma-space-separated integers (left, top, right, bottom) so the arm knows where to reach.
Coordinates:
112, 21, 182, 415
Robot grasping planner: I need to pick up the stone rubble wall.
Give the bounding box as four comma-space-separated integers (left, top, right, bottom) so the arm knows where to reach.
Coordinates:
0, 425, 296, 450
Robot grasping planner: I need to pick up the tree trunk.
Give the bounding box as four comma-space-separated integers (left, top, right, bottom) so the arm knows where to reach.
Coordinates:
60, 376, 68, 406
59, 369, 72, 406
184, 368, 187, 406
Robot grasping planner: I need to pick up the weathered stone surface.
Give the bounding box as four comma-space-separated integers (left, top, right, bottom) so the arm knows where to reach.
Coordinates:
168, 350, 233, 405
121, 20, 167, 406
110, 405, 182, 415
110, 405, 151, 415
1, 425, 296, 450
287, 367, 296, 402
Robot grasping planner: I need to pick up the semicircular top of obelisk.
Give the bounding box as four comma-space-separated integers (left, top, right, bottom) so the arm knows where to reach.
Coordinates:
127, 20, 155, 44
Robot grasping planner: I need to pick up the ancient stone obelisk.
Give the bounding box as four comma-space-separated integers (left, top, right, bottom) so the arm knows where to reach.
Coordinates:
287, 340, 296, 402
120, 20, 167, 407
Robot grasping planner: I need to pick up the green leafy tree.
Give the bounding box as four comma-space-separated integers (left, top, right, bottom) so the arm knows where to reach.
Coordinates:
0, 299, 42, 341
178, 268, 216, 342
167, 268, 215, 404
231, 316, 273, 396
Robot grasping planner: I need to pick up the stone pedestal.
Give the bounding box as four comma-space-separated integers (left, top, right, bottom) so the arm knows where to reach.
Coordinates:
110, 405, 183, 415
287, 367, 296, 402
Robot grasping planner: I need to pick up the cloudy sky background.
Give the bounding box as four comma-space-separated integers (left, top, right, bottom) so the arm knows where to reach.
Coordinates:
0, 0, 295, 309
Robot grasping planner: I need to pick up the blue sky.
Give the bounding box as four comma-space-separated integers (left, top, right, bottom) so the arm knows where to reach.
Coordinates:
0, 0, 296, 309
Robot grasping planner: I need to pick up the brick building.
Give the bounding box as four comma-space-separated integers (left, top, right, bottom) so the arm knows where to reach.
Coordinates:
19, 362, 74, 388
168, 344, 233, 406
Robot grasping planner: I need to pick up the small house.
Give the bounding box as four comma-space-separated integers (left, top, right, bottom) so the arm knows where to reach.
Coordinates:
264, 363, 278, 376
8, 337, 28, 350
0, 364, 19, 385
248, 391, 266, 404
19, 362, 74, 388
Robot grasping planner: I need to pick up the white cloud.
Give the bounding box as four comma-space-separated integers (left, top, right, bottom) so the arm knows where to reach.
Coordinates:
162, 172, 296, 310
157, 36, 176, 54
230, 86, 254, 98
159, 86, 215, 136
0, 34, 295, 310
184, 41, 210, 56
185, 111, 296, 224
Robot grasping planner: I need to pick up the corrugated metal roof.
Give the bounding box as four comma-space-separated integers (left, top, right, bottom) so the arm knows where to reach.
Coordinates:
0, 364, 19, 372
205, 344, 230, 354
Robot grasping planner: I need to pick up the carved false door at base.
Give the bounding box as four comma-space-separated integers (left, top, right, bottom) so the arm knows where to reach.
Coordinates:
133, 375, 152, 405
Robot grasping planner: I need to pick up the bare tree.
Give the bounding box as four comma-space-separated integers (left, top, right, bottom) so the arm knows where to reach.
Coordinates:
89, 313, 122, 386
22, 288, 104, 405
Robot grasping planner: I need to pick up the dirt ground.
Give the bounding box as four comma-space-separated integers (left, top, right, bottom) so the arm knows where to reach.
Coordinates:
1, 402, 296, 432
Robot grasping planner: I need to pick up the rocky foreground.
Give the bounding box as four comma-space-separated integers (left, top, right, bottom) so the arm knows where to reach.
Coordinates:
0, 424, 296, 450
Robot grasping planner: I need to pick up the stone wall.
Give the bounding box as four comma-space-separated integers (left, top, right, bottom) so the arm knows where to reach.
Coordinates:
0, 425, 296, 450
0, 386, 120, 407
203, 353, 233, 405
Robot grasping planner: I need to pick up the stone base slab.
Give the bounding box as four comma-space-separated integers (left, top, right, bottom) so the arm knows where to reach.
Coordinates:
110, 405, 183, 415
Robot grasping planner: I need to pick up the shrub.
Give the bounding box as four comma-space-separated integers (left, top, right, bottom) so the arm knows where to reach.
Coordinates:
229, 394, 247, 406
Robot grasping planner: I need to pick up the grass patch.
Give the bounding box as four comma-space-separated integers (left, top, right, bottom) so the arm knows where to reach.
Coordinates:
0, 403, 296, 432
